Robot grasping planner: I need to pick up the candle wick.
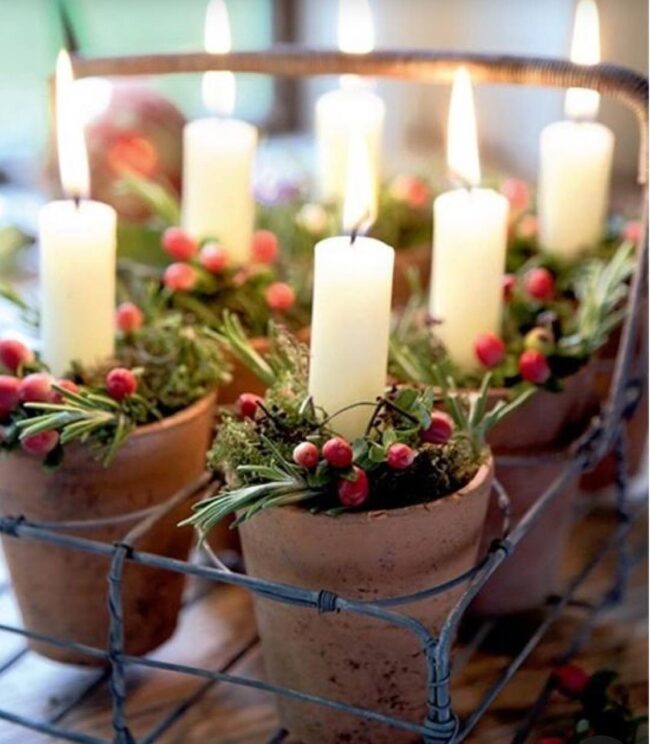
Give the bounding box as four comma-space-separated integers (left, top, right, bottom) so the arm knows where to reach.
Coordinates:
448, 170, 475, 192
349, 228, 358, 245
73, 194, 81, 210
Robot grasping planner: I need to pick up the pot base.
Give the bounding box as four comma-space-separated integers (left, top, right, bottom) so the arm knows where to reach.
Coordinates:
240, 461, 493, 744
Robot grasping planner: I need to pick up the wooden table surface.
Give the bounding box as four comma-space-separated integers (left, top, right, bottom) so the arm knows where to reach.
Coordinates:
0, 500, 646, 744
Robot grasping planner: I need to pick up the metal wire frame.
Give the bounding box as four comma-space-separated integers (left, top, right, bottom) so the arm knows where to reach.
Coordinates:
0, 49, 647, 744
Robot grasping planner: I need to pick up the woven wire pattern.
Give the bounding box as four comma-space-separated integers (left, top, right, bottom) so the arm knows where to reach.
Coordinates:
0, 50, 648, 744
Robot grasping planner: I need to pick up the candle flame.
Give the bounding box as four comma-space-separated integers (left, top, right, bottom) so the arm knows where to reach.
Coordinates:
447, 67, 480, 188
565, 0, 601, 120
342, 131, 376, 236
202, 0, 236, 116
338, 0, 374, 54
55, 49, 90, 200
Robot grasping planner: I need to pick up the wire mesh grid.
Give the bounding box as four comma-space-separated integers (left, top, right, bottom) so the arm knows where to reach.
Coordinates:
0, 49, 647, 744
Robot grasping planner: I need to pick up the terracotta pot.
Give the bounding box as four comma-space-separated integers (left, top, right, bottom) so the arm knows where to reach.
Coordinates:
471, 365, 599, 617
239, 460, 493, 744
580, 305, 648, 490
218, 327, 311, 405
0, 393, 216, 666
210, 328, 311, 557
393, 244, 432, 307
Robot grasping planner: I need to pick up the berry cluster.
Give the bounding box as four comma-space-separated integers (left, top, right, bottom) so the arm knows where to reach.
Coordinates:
473, 266, 557, 385
159, 226, 295, 313
235, 391, 454, 509
0, 337, 139, 461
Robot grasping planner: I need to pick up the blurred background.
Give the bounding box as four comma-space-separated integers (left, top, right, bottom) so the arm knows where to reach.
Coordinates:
0, 0, 647, 224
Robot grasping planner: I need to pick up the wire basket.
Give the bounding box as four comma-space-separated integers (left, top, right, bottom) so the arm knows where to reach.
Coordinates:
0, 48, 648, 744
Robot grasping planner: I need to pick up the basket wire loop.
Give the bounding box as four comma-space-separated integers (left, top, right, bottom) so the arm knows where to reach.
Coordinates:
0, 49, 646, 744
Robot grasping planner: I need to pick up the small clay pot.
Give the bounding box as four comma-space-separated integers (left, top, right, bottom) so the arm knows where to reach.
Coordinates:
580, 305, 648, 490
0, 393, 216, 666
393, 244, 432, 307
239, 460, 493, 744
471, 365, 599, 617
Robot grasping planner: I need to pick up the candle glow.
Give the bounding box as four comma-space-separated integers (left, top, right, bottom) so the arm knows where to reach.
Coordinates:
342, 131, 376, 235
338, 0, 375, 54
202, 0, 236, 116
40, 50, 117, 376
55, 50, 90, 199
447, 66, 481, 187
429, 68, 509, 371
565, 0, 601, 120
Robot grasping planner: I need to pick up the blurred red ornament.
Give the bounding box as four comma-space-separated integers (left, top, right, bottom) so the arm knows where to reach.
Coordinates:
500, 178, 530, 213
51, 83, 186, 223
390, 174, 431, 209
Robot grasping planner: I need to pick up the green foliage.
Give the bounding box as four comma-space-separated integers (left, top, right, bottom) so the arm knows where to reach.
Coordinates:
17, 384, 146, 467
560, 241, 635, 358
2, 310, 228, 467
390, 240, 635, 392
185, 326, 532, 537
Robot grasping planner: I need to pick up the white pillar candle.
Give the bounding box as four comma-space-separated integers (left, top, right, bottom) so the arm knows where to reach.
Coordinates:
182, 118, 257, 263
429, 68, 509, 372
181, 0, 258, 264
309, 132, 394, 440
315, 0, 384, 213
538, 0, 614, 260
40, 202, 116, 376
39, 50, 116, 377
309, 236, 394, 440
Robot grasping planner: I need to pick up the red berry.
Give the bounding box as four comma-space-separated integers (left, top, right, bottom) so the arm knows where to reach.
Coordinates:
292, 441, 320, 469
116, 302, 144, 333
21, 430, 60, 457
535, 739, 566, 744
337, 466, 369, 507
518, 349, 551, 384
19, 373, 55, 403
162, 227, 198, 261
474, 332, 506, 368
163, 262, 197, 292
265, 282, 295, 312
251, 230, 279, 264
0, 338, 33, 373
524, 267, 555, 302
518, 214, 538, 240
52, 379, 80, 404
386, 443, 417, 470
199, 242, 228, 273
390, 175, 430, 209
0, 375, 21, 414
323, 437, 354, 469
420, 411, 454, 445
500, 178, 530, 213
622, 219, 643, 244
552, 664, 590, 698
502, 274, 516, 302
105, 368, 138, 401
237, 393, 262, 419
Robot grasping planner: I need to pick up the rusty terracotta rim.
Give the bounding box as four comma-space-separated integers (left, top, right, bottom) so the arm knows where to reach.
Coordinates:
272, 456, 494, 525
130, 390, 217, 439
